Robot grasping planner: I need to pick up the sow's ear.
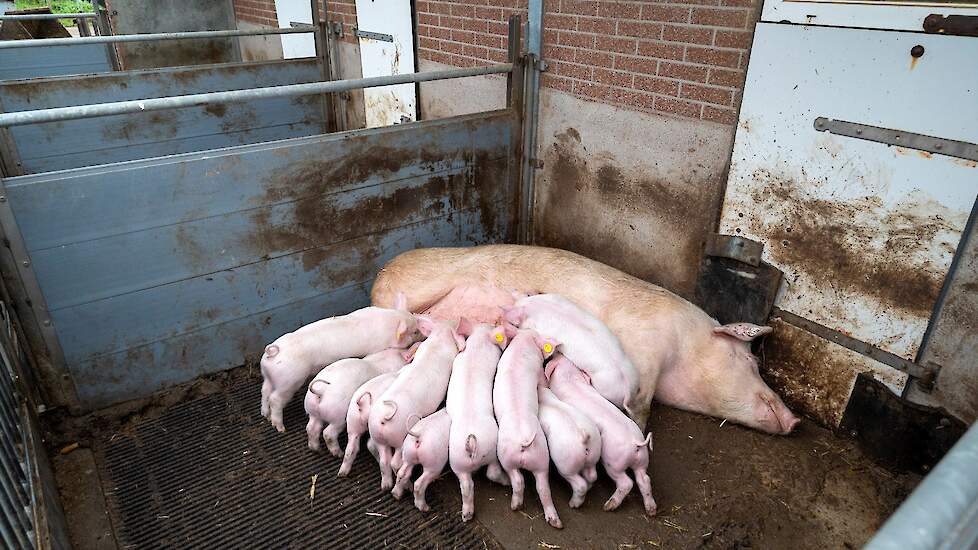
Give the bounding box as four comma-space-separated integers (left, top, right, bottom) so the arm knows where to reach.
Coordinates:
393, 291, 409, 312
456, 317, 475, 338
713, 323, 774, 342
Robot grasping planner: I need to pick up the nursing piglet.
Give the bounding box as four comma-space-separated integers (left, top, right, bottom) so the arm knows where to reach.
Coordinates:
392, 409, 451, 511
547, 354, 657, 516
261, 294, 421, 431
304, 347, 414, 456
339, 352, 414, 477
368, 317, 465, 490
503, 293, 641, 424
537, 386, 602, 508
494, 329, 562, 529
446, 320, 512, 522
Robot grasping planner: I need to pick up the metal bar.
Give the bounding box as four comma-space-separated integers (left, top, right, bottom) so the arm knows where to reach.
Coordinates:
0, 64, 514, 127
814, 117, 978, 162
326, 20, 347, 131
354, 29, 393, 42
93, 0, 121, 71
0, 26, 313, 49
774, 307, 933, 379
865, 421, 978, 550
505, 15, 526, 242
519, 0, 543, 244
310, 0, 332, 134
0, 13, 96, 20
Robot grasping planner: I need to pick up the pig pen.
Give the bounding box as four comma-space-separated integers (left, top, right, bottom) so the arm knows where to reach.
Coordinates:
0, 20, 946, 550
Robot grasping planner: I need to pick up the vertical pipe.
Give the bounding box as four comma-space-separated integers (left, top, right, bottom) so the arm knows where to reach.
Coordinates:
310, 0, 333, 133
93, 0, 121, 71
505, 16, 525, 243
519, 0, 543, 244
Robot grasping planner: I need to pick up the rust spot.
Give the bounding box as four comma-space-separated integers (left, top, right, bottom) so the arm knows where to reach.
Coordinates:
918, 150, 932, 159
748, 170, 955, 317
910, 57, 919, 71
953, 158, 977, 169
534, 127, 717, 297
204, 103, 227, 118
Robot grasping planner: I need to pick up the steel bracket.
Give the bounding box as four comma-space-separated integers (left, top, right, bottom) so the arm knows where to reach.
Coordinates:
354, 29, 394, 43
814, 117, 978, 163
923, 14, 978, 37
704, 234, 763, 266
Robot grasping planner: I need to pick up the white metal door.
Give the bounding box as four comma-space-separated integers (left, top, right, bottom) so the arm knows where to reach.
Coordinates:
274, 0, 315, 59
354, 0, 417, 128
761, 0, 978, 31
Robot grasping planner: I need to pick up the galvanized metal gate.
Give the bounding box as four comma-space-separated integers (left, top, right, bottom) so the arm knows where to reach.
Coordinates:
0, 20, 526, 413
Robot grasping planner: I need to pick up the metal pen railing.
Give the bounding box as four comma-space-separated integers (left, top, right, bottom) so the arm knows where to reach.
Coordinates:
0, 26, 313, 49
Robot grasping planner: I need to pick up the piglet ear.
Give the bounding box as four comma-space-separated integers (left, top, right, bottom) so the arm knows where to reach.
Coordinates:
452, 328, 467, 352
393, 292, 409, 312
503, 321, 518, 339
490, 325, 508, 350
415, 315, 435, 337
502, 306, 526, 327
534, 334, 560, 358
543, 359, 558, 382
713, 323, 774, 342
457, 317, 474, 338
395, 319, 408, 343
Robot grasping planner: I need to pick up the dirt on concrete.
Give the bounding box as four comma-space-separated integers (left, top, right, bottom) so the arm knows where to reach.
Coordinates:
43, 365, 919, 550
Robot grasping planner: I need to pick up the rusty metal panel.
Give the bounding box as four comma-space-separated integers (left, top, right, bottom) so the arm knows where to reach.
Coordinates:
105, 0, 238, 70
0, 59, 324, 173
3, 110, 514, 410
0, 43, 111, 80
719, 24, 978, 363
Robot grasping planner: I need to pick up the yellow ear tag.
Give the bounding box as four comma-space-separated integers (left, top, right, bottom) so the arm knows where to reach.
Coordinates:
543, 343, 553, 353
494, 333, 504, 343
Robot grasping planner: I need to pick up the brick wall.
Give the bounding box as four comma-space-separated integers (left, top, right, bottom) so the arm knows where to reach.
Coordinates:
234, 0, 758, 124
420, 0, 758, 125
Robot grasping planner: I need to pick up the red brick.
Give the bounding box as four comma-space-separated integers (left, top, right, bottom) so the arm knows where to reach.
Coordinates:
691, 7, 749, 28
543, 73, 575, 93
488, 48, 510, 63
473, 32, 506, 49
714, 29, 753, 49
487, 0, 522, 7
440, 40, 465, 55
560, 0, 599, 15
633, 75, 680, 96
594, 68, 633, 87
544, 44, 577, 63
427, 25, 452, 40
450, 4, 475, 18
575, 48, 615, 67
641, 5, 691, 23
637, 41, 685, 60
618, 20, 662, 39
488, 21, 509, 35
707, 67, 744, 87
442, 15, 464, 29
661, 24, 713, 45
657, 61, 708, 82
615, 55, 657, 74
554, 61, 592, 80
596, 35, 638, 54
680, 82, 733, 105
619, 90, 657, 112
418, 13, 439, 26
575, 82, 643, 105
721, 0, 755, 6
474, 6, 504, 20
463, 18, 489, 33
451, 29, 477, 43
578, 17, 616, 34
419, 36, 441, 50
738, 50, 748, 69
426, 1, 453, 15
597, 1, 642, 18
548, 13, 578, 30
685, 45, 740, 67
703, 105, 738, 124
558, 30, 596, 48
416, 1, 431, 13
655, 96, 702, 118
463, 44, 491, 60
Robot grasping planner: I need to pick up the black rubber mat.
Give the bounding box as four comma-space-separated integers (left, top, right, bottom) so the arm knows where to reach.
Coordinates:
93, 377, 500, 549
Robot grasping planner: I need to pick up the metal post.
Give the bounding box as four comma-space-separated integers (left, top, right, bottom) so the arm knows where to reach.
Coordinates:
0, 13, 96, 20
326, 20, 347, 131
0, 64, 515, 127
310, 0, 333, 133
75, 17, 91, 37
0, 27, 314, 49
505, 15, 526, 243
92, 0, 121, 71
519, 0, 544, 245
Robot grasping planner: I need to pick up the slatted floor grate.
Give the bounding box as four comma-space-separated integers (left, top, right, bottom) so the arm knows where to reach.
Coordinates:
94, 376, 500, 549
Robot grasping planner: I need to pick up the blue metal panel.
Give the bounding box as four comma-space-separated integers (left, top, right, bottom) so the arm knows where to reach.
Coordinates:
3, 110, 515, 410
0, 59, 324, 173
0, 43, 111, 81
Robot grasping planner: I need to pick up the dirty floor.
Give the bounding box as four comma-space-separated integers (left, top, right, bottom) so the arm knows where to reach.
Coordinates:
44, 366, 919, 550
